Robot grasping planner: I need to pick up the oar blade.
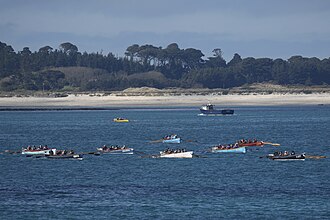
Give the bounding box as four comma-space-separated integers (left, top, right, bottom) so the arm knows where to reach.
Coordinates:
263, 142, 280, 146
149, 139, 163, 143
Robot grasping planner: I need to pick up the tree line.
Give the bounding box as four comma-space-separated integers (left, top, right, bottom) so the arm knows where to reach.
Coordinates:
0, 41, 330, 91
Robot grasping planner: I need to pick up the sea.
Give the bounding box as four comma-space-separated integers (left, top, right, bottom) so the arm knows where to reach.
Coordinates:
0, 106, 329, 219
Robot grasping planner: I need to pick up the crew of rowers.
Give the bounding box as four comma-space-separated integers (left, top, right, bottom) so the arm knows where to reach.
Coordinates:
163, 148, 186, 154
48, 149, 74, 156
101, 145, 128, 151
213, 143, 240, 150
24, 145, 49, 151
163, 134, 178, 140
115, 117, 127, 120
237, 139, 260, 144
273, 151, 295, 156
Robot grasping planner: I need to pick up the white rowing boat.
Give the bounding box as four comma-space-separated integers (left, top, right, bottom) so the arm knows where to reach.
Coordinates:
159, 151, 193, 158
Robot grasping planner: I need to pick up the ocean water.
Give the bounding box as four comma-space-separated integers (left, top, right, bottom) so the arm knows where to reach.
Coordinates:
0, 106, 329, 219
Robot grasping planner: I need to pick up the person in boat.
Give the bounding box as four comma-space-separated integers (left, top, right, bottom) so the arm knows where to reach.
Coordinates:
240, 139, 246, 144
291, 151, 295, 155
283, 151, 289, 156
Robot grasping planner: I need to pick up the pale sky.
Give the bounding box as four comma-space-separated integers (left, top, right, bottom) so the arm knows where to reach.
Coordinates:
1, 0, 330, 61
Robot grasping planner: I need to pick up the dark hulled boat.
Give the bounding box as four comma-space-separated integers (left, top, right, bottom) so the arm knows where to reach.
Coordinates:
199, 104, 234, 116
267, 151, 305, 161
45, 154, 83, 159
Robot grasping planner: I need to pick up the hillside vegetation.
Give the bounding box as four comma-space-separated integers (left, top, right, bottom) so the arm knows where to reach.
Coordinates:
1, 41, 330, 93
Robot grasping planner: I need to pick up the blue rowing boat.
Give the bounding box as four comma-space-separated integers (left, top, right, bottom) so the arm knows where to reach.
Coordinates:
211, 146, 246, 153
162, 135, 181, 144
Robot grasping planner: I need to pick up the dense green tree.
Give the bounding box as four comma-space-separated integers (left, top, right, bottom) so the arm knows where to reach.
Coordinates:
125, 44, 140, 62
59, 42, 78, 54
182, 48, 204, 70
272, 59, 289, 84
206, 49, 226, 68
0, 42, 19, 77
227, 53, 242, 66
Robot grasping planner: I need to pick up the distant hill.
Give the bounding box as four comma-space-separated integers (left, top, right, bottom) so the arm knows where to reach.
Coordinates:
1, 41, 330, 92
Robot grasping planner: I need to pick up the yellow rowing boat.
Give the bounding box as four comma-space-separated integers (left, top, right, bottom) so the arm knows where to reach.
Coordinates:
113, 118, 129, 123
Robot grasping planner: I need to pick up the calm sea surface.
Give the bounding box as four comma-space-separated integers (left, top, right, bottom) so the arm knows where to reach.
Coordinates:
0, 106, 329, 219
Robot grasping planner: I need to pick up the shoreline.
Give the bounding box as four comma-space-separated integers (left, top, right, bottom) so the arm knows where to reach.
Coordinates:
0, 93, 329, 109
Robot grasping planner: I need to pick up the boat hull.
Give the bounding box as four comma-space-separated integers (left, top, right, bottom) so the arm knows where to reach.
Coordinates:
162, 138, 181, 144
200, 109, 234, 115
97, 148, 134, 154
22, 149, 56, 155
268, 154, 305, 161
238, 142, 264, 147
212, 147, 246, 153
46, 154, 83, 159
113, 119, 129, 123
160, 151, 193, 158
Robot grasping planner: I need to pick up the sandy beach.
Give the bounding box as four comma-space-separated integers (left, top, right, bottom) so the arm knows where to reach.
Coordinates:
0, 93, 329, 108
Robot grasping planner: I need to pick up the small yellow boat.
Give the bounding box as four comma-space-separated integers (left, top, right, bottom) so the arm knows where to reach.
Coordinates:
113, 117, 129, 123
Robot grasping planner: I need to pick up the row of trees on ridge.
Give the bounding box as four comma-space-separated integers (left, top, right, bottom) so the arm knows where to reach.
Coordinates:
0, 41, 329, 91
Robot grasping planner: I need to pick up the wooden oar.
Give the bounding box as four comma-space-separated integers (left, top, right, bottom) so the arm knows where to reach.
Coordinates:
193, 154, 207, 158
140, 154, 159, 158
305, 155, 326, 159
80, 152, 101, 156
184, 139, 198, 143
2, 150, 21, 154
263, 142, 281, 146
149, 139, 163, 143
134, 150, 148, 155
